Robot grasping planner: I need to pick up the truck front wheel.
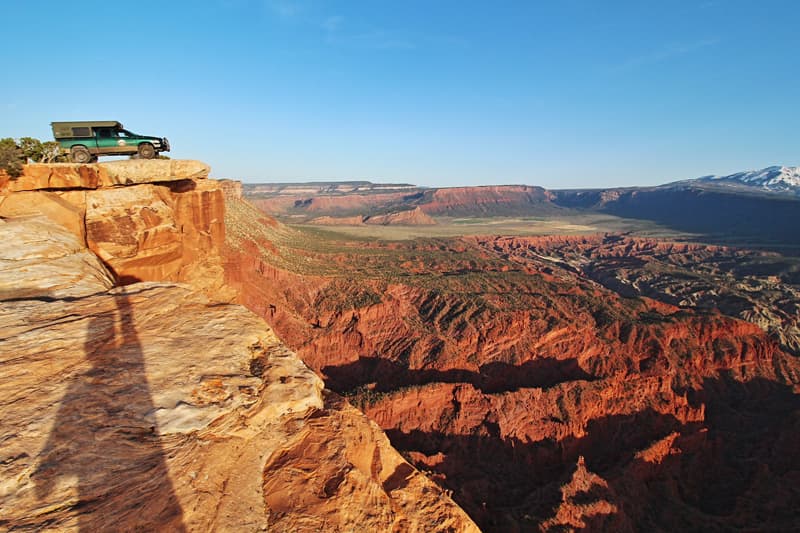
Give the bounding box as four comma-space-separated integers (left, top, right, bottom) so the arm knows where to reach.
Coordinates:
138, 143, 156, 159
70, 146, 92, 164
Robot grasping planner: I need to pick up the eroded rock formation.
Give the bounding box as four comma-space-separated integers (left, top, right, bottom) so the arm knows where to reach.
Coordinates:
0, 217, 114, 300
420, 185, 556, 216
223, 203, 800, 532
310, 207, 437, 227
469, 234, 800, 356
1, 159, 230, 298
246, 183, 562, 221
218, 178, 243, 199
366, 207, 437, 226
0, 163, 477, 532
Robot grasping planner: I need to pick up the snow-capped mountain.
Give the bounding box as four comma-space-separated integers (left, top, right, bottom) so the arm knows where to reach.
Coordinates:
695, 166, 800, 195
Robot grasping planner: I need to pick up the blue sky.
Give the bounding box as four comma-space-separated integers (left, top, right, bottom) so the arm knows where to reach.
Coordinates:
1, 0, 798, 188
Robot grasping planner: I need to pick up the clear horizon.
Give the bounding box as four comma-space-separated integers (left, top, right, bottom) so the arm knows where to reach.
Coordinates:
1, 0, 798, 188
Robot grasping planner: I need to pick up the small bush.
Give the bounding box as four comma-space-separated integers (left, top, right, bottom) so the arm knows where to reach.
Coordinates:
19, 137, 66, 163
0, 138, 24, 178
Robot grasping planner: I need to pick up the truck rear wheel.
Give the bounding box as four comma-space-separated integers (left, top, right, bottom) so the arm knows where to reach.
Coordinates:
70, 146, 92, 164
138, 143, 156, 159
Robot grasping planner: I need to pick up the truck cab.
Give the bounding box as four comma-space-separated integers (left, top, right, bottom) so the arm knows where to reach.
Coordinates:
51, 121, 170, 163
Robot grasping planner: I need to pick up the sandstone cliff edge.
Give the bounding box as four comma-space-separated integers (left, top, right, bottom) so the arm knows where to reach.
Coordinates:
0, 161, 478, 532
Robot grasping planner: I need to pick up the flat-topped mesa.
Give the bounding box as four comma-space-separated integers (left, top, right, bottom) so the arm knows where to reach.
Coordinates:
1, 159, 210, 192
0, 160, 228, 299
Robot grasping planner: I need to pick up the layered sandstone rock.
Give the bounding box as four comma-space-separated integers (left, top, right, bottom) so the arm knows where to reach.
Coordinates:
540, 457, 632, 532
2, 163, 103, 191
420, 185, 555, 216
245, 183, 561, 221
218, 179, 243, 199
85, 178, 229, 296
2, 159, 209, 192
1, 161, 229, 299
250, 191, 416, 218
366, 207, 437, 226
99, 159, 210, 185
263, 393, 479, 532
0, 181, 478, 532
0, 189, 89, 242
309, 207, 437, 227
0, 280, 475, 531
0, 217, 114, 300
470, 234, 800, 356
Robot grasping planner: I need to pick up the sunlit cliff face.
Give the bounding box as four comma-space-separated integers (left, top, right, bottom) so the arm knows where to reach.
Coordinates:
0, 162, 478, 532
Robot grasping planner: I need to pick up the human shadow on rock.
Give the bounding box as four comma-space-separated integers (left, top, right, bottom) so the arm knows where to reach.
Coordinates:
34, 290, 185, 532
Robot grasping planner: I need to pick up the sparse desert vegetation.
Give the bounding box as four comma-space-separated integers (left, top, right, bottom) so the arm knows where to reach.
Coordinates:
225, 187, 800, 531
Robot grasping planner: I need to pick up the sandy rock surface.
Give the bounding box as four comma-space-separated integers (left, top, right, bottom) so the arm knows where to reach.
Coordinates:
0, 208, 478, 532
0, 281, 320, 531
0, 217, 113, 300
0, 190, 88, 242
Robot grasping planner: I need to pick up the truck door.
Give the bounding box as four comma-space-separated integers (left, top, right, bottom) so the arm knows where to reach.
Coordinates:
94, 127, 124, 154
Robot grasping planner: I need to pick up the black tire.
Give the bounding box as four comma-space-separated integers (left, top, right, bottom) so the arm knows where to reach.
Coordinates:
70, 146, 92, 164
138, 143, 156, 159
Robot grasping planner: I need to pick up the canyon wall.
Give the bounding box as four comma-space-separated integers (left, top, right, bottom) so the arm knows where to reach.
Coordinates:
419, 185, 557, 216
245, 183, 563, 221
0, 162, 477, 532
551, 185, 800, 247
223, 204, 800, 532
467, 234, 800, 356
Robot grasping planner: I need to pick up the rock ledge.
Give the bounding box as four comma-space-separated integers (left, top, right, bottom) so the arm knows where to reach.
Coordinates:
1, 159, 210, 192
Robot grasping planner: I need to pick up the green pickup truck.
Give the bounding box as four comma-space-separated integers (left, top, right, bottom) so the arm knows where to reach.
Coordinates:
51, 121, 170, 163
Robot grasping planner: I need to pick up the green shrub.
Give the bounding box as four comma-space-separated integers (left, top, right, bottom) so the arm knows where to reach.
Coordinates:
18, 137, 65, 163
0, 138, 24, 178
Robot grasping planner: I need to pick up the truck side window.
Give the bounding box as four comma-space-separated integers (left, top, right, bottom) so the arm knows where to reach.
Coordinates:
72, 127, 91, 137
